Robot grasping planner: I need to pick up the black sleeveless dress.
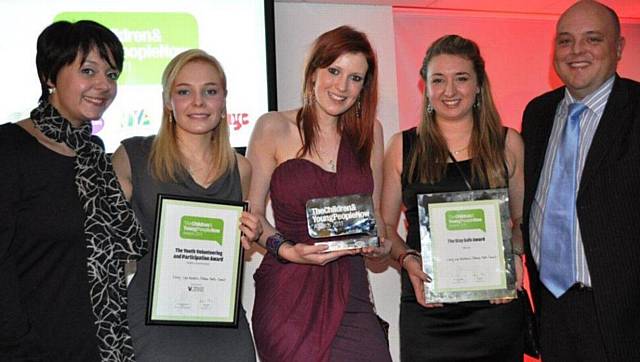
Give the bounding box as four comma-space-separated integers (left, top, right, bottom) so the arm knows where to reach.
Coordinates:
400, 128, 524, 361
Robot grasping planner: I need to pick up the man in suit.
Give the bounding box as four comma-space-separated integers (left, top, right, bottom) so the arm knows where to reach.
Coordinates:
522, 1, 640, 361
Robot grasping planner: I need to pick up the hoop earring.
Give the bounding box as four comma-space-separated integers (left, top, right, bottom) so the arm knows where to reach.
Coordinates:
221, 109, 227, 123
356, 97, 362, 119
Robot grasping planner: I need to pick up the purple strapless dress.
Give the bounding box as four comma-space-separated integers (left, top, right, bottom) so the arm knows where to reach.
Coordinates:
252, 137, 391, 362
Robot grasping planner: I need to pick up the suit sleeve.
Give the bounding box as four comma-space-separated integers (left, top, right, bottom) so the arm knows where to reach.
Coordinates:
520, 101, 534, 142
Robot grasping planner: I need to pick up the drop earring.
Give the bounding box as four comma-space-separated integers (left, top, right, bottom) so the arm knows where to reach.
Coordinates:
426, 102, 434, 114
305, 90, 315, 107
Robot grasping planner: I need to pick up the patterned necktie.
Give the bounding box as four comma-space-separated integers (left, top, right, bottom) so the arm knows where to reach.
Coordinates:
539, 102, 587, 298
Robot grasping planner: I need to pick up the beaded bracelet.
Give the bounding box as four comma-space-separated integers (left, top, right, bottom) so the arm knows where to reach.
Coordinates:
266, 233, 293, 263
397, 249, 421, 269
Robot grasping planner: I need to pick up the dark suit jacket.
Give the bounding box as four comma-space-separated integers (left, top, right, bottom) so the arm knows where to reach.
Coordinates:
522, 75, 640, 361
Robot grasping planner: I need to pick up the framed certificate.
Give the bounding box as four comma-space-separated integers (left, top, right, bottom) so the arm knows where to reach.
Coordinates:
417, 188, 516, 303
147, 194, 246, 327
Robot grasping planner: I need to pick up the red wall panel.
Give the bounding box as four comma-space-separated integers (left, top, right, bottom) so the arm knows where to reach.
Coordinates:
393, 8, 640, 132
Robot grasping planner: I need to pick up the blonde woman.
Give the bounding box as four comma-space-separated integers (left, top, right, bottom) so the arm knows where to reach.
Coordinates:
112, 49, 260, 362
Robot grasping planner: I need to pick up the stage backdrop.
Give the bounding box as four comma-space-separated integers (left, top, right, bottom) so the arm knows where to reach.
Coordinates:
393, 8, 640, 132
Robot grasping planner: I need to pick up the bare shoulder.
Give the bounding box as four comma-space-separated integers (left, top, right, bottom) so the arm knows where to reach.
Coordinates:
111, 144, 133, 200
112, 144, 133, 183
254, 109, 298, 138
373, 119, 383, 134
504, 127, 524, 151
236, 153, 252, 177
386, 131, 404, 154
112, 144, 131, 170
250, 110, 301, 162
384, 131, 404, 171
504, 128, 524, 175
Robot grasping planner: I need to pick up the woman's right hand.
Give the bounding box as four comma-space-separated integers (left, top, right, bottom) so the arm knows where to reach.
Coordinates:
279, 242, 359, 265
239, 211, 263, 250
404, 255, 443, 308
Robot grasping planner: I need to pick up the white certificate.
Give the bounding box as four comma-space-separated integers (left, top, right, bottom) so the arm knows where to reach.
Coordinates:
147, 194, 246, 327
418, 188, 516, 303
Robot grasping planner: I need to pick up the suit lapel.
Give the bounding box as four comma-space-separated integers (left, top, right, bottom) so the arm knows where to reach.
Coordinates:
579, 77, 630, 194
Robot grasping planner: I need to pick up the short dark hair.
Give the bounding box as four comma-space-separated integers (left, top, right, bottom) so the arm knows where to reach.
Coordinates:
36, 20, 124, 102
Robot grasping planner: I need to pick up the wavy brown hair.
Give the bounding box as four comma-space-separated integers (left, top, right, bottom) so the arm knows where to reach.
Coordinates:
297, 25, 378, 166
409, 34, 507, 187
149, 49, 235, 183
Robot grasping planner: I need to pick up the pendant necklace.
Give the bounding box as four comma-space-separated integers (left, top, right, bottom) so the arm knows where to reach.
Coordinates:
451, 145, 468, 156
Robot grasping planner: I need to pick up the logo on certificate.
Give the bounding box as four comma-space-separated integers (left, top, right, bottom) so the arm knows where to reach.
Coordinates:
180, 216, 224, 245
445, 209, 486, 232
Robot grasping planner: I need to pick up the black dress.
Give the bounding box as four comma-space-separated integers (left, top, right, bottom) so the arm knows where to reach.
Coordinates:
400, 128, 524, 362
0, 123, 99, 361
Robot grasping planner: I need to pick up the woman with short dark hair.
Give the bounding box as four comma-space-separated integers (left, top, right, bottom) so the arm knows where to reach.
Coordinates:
0, 20, 146, 361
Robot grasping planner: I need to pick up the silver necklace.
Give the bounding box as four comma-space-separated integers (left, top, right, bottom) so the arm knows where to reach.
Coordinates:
451, 145, 468, 155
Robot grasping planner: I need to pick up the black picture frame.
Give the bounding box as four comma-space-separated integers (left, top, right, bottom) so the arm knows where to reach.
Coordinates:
146, 194, 247, 327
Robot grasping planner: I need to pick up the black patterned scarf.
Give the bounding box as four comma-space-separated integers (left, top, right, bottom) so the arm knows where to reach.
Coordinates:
31, 101, 147, 362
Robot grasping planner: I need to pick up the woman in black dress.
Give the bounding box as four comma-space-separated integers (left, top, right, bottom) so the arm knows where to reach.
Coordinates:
381, 35, 525, 361
0, 20, 146, 361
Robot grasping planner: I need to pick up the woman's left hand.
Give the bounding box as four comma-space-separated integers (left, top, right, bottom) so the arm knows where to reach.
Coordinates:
239, 211, 263, 250
361, 237, 391, 260
490, 255, 524, 304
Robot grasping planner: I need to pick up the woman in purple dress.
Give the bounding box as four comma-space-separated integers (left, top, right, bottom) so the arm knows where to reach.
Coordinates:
246, 26, 391, 362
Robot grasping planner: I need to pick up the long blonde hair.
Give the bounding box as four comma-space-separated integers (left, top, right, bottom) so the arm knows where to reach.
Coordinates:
150, 49, 236, 183
409, 35, 506, 188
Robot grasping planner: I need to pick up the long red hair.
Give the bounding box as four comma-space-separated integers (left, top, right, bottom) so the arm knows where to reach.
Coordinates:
297, 25, 378, 166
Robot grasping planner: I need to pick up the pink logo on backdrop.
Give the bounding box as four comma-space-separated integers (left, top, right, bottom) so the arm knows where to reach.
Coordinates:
91, 118, 105, 134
